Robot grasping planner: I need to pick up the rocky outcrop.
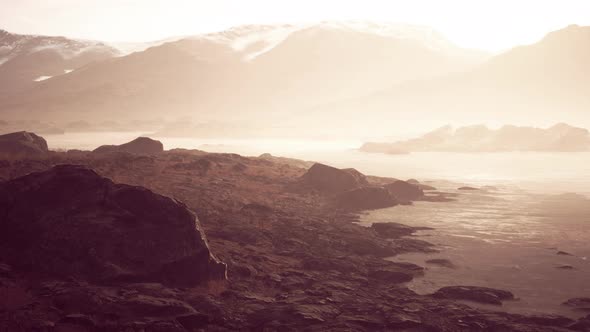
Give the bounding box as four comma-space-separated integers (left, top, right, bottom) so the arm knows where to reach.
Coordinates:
432, 286, 515, 305
563, 298, 590, 312
385, 180, 424, 202
371, 222, 430, 238
334, 187, 397, 211
93, 137, 164, 155
368, 262, 424, 283
0, 131, 48, 157
0, 165, 226, 287
407, 179, 436, 190
300, 163, 368, 194
458, 186, 479, 191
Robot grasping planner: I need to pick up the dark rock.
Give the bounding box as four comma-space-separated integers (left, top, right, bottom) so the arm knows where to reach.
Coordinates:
176, 313, 210, 329
571, 314, 590, 331
59, 314, 96, 327
0, 165, 226, 287
334, 187, 397, 211
93, 137, 164, 155
557, 264, 574, 270
557, 251, 574, 256
371, 222, 420, 238
368, 270, 414, 283
563, 298, 590, 311
426, 258, 456, 268
0, 131, 48, 157
458, 186, 479, 191
432, 286, 515, 305
368, 262, 423, 283
300, 163, 368, 194
385, 180, 424, 201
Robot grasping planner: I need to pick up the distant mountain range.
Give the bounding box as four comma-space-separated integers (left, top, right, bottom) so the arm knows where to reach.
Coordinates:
0, 22, 487, 133
312, 24, 590, 135
0, 23, 588, 139
361, 123, 590, 153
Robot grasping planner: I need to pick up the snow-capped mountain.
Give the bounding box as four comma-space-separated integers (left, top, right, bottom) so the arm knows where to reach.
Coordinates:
309, 24, 590, 134
0, 29, 119, 96
0, 22, 491, 137
189, 21, 487, 62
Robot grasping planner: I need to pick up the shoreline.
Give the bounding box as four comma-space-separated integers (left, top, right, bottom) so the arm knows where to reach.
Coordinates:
1, 148, 589, 330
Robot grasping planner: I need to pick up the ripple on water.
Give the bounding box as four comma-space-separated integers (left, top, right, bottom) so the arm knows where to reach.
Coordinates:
361, 183, 590, 319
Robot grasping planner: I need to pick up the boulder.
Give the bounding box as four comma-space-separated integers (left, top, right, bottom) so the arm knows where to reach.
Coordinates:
458, 186, 479, 191
426, 258, 456, 269
563, 298, 590, 311
371, 222, 419, 238
0, 131, 48, 157
432, 286, 514, 305
385, 180, 424, 201
301, 163, 368, 194
93, 137, 164, 155
0, 165, 226, 287
334, 187, 397, 211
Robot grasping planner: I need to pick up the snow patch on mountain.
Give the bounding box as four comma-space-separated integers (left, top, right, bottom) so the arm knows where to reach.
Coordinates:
33, 76, 52, 82
0, 29, 119, 67
187, 21, 488, 62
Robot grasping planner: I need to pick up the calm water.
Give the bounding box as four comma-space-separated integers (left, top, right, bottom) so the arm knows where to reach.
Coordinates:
47, 133, 590, 317
360, 185, 590, 318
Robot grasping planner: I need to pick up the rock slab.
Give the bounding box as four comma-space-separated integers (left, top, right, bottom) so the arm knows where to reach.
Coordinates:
0, 165, 226, 286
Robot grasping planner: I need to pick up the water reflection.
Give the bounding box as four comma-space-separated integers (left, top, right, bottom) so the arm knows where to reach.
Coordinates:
361, 184, 590, 318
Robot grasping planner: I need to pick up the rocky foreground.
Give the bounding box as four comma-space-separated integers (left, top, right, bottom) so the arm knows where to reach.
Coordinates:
0, 136, 589, 331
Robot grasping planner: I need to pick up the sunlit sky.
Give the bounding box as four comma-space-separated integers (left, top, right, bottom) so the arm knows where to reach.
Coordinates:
1, 0, 589, 52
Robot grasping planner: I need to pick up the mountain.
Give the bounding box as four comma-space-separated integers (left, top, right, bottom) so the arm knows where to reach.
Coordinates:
361, 123, 590, 153
311, 24, 590, 135
0, 29, 119, 97
0, 22, 487, 135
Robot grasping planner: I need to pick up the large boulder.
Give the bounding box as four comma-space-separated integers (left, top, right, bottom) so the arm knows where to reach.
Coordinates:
93, 137, 164, 155
384, 180, 424, 202
0, 165, 226, 287
301, 163, 368, 194
0, 131, 48, 157
334, 187, 397, 211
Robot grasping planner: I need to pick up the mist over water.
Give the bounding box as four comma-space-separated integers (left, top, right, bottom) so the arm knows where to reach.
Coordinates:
46, 132, 590, 194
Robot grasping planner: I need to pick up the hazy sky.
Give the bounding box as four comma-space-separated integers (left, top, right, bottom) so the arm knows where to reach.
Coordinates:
1, 0, 589, 52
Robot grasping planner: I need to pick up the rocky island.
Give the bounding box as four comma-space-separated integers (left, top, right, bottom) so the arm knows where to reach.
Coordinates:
361, 123, 590, 154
